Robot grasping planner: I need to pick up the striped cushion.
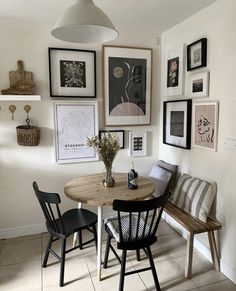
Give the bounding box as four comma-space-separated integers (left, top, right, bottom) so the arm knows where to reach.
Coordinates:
171, 174, 216, 222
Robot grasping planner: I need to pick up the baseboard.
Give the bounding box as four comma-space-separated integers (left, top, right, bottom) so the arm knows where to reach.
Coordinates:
0, 224, 46, 239
162, 212, 236, 284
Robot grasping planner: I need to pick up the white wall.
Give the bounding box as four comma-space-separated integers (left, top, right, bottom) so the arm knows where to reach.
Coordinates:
0, 20, 161, 234
160, 0, 236, 282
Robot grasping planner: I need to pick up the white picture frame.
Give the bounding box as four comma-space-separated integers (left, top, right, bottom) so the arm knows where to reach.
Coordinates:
129, 131, 147, 157
193, 101, 219, 151
189, 71, 209, 98
54, 101, 99, 163
165, 47, 184, 96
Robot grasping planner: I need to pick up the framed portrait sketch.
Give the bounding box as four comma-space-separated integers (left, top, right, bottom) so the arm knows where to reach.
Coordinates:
163, 99, 192, 149
99, 130, 125, 149
54, 101, 99, 163
187, 38, 207, 71
193, 101, 219, 151
129, 131, 147, 157
189, 71, 209, 98
165, 48, 184, 96
103, 46, 152, 126
49, 48, 96, 98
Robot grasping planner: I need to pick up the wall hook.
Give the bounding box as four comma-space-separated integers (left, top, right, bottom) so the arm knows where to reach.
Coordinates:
9, 104, 16, 120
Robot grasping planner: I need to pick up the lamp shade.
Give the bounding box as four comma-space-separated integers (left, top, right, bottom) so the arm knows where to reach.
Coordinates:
51, 0, 118, 43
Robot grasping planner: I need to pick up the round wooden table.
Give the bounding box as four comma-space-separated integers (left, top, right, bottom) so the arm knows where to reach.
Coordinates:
64, 173, 155, 281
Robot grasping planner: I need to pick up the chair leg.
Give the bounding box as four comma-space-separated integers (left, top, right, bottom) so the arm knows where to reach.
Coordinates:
78, 230, 83, 250
103, 234, 111, 268
146, 246, 161, 291
208, 231, 220, 271
42, 234, 53, 268
60, 238, 66, 287
119, 250, 127, 291
92, 225, 97, 251
136, 249, 141, 261
185, 233, 194, 279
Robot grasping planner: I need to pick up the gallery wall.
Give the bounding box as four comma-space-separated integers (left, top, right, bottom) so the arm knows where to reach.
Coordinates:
159, 0, 236, 283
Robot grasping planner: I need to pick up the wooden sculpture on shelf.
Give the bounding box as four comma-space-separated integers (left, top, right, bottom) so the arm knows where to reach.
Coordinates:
1, 60, 36, 95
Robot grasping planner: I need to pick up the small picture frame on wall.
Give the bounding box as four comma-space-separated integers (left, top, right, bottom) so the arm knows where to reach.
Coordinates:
163, 99, 192, 149
193, 101, 219, 151
99, 130, 125, 149
189, 71, 209, 98
49, 48, 96, 98
187, 38, 207, 71
165, 47, 184, 96
129, 131, 147, 157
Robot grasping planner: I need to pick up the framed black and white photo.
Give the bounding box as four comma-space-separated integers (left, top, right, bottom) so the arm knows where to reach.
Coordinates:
99, 130, 125, 149
129, 131, 147, 157
49, 48, 96, 98
187, 38, 207, 71
54, 101, 98, 163
189, 71, 209, 98
163, 99, 192, 149
193, 101, 219, 151
103, 46, 152, 126
165, 48, 184, 96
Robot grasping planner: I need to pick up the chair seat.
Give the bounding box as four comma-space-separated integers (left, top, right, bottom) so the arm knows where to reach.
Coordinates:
47, 208, 97, 237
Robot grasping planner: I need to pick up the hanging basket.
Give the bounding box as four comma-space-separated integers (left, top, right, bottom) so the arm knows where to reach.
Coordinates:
16, 119, 40, 146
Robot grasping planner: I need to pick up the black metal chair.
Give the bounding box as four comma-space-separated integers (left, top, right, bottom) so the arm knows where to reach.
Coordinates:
33, 181, 97, 287
103, 193, 170, 291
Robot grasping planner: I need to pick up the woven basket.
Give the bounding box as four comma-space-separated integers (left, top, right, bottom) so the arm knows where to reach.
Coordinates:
16, 125, 40, 146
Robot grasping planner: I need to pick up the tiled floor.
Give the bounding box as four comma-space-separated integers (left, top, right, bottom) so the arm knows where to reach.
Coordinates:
0, 221, 235, 291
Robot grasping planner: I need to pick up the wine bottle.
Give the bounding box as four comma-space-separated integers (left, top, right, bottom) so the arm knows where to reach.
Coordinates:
128, 161, 138, 190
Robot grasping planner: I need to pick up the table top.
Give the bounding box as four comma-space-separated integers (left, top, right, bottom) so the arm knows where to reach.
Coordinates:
64, 173, 155, 206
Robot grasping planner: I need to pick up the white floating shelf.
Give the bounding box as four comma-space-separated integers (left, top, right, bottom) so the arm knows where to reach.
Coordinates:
0, 95, 41, 101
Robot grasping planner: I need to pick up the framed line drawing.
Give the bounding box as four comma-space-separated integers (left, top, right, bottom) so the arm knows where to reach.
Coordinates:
163, 99, 192, 149
189, 71, 209, 98
129, 131, 147, 157
165, 47, 184, 96
49, 47, 96, 98
99, 130, 125, 149
193, 101, 219, 151
103, 45, 152, 126
54, 101, 99, 163
187, 38, 207, 71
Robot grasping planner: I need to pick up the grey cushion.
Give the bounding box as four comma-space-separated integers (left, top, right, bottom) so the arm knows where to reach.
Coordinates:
148, 165, 172, 197
157, 160, 178, 192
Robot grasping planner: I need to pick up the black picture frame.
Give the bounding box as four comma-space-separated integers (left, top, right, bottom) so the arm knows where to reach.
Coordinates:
99, 130, 125, 149
187, 38, 207, 71
163, 99, 192, 149
48, 47, 96, 98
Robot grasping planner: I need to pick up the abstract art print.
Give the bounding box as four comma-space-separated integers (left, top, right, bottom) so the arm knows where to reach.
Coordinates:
163, 99, 192, 149
189, 71, 209, 98
129, 131, 147, 157
187, 38, 207, 71
103, 46, 152, 126
54, 101, 99, 163
49, 48, 96, 98
193, 101, 219, 151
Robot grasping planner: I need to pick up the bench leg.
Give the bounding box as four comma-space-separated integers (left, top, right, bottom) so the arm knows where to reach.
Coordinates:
185, 233, 194, 279
208, 231, 220, 271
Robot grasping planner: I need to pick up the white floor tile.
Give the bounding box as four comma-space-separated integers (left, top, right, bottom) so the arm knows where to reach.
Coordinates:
43, 276, 95, 291
199, 279, 236, 290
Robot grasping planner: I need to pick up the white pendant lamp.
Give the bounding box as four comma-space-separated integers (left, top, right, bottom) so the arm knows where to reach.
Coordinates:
51, 0, 118, 43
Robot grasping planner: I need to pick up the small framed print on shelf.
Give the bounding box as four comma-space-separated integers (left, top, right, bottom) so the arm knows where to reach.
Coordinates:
129, 131, 147, 157
189, 71, 210, 98
163, 99, 192, 149
187, 38, 207, 71
99, 130, 125, 149
48, 47, 96, 98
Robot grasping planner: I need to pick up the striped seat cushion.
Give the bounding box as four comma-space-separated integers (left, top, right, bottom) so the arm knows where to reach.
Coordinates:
171, 174, 216, 222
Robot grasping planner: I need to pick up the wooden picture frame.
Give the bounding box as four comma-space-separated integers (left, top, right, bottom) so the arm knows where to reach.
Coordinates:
193, 101, 219, 151
129, 131, 147, 157
103, 45, 152, 126
54, 101, 99, 163
49, 48, 96, 98
189, 71, 210, 98
163, 99, 192, 149
187, 38, 207, 71
99, 130, 125, 149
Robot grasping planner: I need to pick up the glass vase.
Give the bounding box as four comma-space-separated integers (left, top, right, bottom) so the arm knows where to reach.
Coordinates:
103, 165, 115, 187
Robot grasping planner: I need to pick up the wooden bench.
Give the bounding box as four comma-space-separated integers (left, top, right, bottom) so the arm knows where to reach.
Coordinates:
164, 201, 222, 278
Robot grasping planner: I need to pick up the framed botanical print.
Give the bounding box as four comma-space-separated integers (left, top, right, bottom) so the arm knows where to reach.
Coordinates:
189, 71, 210, 98
54, 101, 99, 163
99, 130, 125, 149
129, 131, 147, 157
193, 101, 219, 151
163, 99, 192, 149
103, 45, 152, 126
187, 38, 207, 71
165, 47, 184, 96
49, 48, 96, 98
